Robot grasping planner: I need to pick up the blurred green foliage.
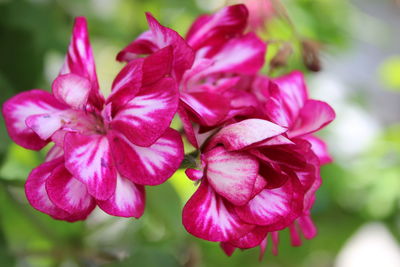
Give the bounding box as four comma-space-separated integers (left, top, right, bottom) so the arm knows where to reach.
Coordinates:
0, 0, 399, 266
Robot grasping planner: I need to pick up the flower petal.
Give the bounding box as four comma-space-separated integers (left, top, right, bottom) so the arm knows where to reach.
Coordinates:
235, 179, 303, 231
61, 17, 104, 109
288, 100, 335, 138
202, 33, 266, 76
186, 4, 248, 50
25, 159, 70, 220
182, 181, 253, 242
180, 91, 230, 127
185, 168, 204, 181
46, 165, 95, 216
64, 133, 116, 200
229, 226, 268, 249
271, 71, 309, 126
52, 73, 91, 110
110, 128, 183, 186
118, 14, 194, 81
108, 58, 143, 109
302, 135, 333, 165
111, 77, 179, 146
206, 119, 286, 151
205, 146, 259, 206
98, 174, 145, 218
2, 90, 66, 150
116, 31, 158, 62
145, 13, 194, 81
220, 243, 236, 256
26, 113, 65, 140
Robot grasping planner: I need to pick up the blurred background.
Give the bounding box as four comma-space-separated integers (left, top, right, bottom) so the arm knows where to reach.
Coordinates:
0, 0, 399, 266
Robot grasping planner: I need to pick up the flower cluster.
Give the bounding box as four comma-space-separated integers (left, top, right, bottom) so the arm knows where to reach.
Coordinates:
1, 4, 335, 259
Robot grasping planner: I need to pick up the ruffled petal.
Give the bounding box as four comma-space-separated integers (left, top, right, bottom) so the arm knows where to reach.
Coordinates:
52, 73, 91, 110
108, 58, 143, 109
206, 119, 286, 151
2, 90, 66, 150
111, 77, 179, 146
118, 14, 194, 81
61, 17, 104, 109
110, 128, 183, 186
186, 4, 248, 50
46, 165, 95, 216
180, 91, 230, 127
205, 146, 259, 206
64, 133, 117, 200
302, 135, 333, 165
229, 226, 268, 249
98, 174, 145, 218
116, 31, 158, 61
145, 13, 194, 81
182, 181, 254, 242
202, 33, 266, 76
288, 100, 335, 138
235, 178, 303, 231
271, 71, 309, 125
25, 159, 70, 220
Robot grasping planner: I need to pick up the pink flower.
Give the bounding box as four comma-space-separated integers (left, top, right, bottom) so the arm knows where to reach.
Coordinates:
117, 5, 267, 148
2, 17, 183, 221
182, 119, 321, 255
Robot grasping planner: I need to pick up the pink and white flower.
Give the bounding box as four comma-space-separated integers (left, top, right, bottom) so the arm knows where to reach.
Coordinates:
2, 17, 183, 220
182, 119, 321, 254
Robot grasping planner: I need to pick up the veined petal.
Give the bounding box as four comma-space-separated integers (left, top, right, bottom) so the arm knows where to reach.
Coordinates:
288, 100, 335, 138
145, 13, 195, 81
206, 119, 286, 151
111, 77, 179, 147
229, 226, 268, 249
235, 179, 303, 231
61, 17, 104, 109
272, 71, 309, 125
2, 90, 66, 150
116, 31, 159, 62
180, 92, 230, 127
301, 135, 333, 165
26, 112, 66, 140
98, 174, 145, 218
202, 33, 266, 76
52, 73, 91, 110
64, 133, 117, 200
46, 165, 95, 216
205, 147, 259, 206
251, 175, 267, 198
186, 4, 248, 50
25, 159, 70, 220
142, 46, 173, 86
108, 58, 143, 109
110, 128, 183, 186
182, 181, 254, 242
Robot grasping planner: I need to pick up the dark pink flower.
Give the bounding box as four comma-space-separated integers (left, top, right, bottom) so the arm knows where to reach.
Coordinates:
117, 5, 267, 147
182, 119, 321, 254
2, 17, 183, 220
